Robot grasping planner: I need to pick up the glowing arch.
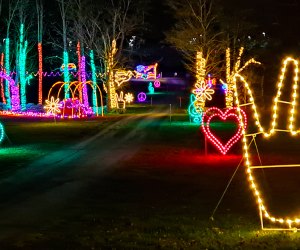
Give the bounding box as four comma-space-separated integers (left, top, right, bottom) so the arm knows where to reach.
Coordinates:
233, 57, 300, 230
47, 81, 104, 117
72, 81, 103, 117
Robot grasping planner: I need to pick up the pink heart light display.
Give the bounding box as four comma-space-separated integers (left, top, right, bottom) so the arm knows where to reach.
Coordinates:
201, 107, 247, 155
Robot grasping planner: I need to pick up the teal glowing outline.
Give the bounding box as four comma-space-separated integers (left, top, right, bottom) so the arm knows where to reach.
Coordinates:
188, 94, 203, 124
0, 122, 4, 144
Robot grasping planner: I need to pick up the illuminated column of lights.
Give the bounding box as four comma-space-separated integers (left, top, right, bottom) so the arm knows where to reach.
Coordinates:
77, 41, 82, 102
19, 23, 26, 110
0, 53, 5, 104
63, 50, 70, 99
90, 50, 97, 111
80, 55, 89, 107
234, 47, 244, 72
196, 51, 206, 83
4, 38, 11, 108
194, 52, 207, 109
108, 40, 117, 109
20, 24, 28, 111
225, 47, 233, 107
226, 48, 230, 84
38, 43, 43, 104
233, 57, 300, 227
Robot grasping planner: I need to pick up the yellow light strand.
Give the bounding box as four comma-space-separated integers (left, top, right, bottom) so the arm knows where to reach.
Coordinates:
234, 57, 300, 228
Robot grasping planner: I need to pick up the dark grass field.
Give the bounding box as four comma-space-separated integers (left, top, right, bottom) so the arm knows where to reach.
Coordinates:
1, 107, 300, 249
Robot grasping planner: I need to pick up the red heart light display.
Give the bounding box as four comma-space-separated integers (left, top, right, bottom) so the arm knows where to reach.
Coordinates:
201, 107, 247, 155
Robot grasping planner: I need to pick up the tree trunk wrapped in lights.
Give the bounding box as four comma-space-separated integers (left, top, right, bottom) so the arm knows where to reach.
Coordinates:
4, 38, 11, 109
0, 53, 5, 104
90, 50, 97, 112
107, 39, 117, 111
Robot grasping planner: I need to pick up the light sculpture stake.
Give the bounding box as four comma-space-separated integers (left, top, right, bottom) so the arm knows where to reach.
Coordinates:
234, 57, 300, 230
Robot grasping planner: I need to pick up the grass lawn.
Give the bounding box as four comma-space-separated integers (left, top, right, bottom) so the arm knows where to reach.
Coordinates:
1, 107, 300, 249
0, 115, 122, 176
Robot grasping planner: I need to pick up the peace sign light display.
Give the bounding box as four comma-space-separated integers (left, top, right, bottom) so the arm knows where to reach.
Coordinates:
234, 57, 300, 230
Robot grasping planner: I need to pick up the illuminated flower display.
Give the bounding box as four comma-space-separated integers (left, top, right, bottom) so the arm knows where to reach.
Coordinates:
44, 96, 61, 115
124, 93, 134, 104
192, 81, 215, 103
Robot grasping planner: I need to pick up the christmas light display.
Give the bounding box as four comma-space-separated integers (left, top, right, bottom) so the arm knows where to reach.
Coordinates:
76, 42, 82, 102
201, 107, 247, 155
0, 122, 4, 144
124, 93, 134, 103
0, 71, 20, 111
224, 47, 261, 108
90, 50, 97, 111
80, 56, 89, 107
135, 63, 158, 79
189, 51, 214, 123
233, 57, 300, 230
108, 40, 117, 109
0, 53, 5, 104
38, 43, 43, 104
137, 92, 147, 102
114, 70, 134, 87
154, 80, 161, 88
59, 98, 93, 118
4, 38, 11, 108
47, 80, 104, 117
116, 91, 126, 109
44, 96, 61, 115
148, 82, 155, 94
19, 24, 28, 110
63, 51, 70, 98
188, 94, 203, 124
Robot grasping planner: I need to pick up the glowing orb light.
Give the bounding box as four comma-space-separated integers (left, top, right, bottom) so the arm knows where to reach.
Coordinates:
137, 92, 147, 102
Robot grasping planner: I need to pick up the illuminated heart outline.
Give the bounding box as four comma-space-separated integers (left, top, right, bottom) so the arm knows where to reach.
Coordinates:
201, 107, 247, 155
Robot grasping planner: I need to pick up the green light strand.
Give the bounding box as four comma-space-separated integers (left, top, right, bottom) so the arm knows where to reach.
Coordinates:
63, 50, 70, 99
20, 39, 28, 111
90, 50, 97, 112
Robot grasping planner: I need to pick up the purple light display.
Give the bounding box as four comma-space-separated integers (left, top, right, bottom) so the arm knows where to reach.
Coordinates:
80, 56, 89, 107
137, 92, 147, 102
0, 71, 20, 111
